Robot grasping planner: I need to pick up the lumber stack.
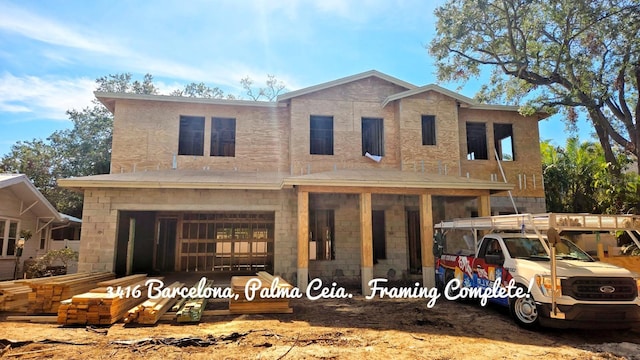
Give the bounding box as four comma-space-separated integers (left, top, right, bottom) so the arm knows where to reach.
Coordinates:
0, 281, 33, 312
228, 272, 293, 314
27, 272, 115, 314
176, 280, 213, 323
57, 274, 154, 325
124, 281, 183, 324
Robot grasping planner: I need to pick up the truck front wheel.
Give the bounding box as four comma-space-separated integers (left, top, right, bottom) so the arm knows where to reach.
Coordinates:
509, 285, 539, 329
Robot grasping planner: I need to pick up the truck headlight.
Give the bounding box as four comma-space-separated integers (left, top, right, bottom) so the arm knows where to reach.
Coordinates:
535, 275, 562, 297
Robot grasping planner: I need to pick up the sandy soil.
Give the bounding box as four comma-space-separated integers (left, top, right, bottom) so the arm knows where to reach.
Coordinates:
1, 296, 639, 360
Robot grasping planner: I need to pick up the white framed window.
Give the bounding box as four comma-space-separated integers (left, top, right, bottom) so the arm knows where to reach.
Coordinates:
0, 218, 20, 257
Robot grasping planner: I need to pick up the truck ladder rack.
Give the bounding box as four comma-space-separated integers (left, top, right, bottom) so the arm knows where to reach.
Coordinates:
435, 213, 640, 233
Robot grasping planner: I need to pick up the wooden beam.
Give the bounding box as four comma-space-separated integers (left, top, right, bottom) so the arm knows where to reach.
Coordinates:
419, 194, 435, 288
297, 190, 309, 290
360, 192, 373, 296
297, 185, 494, 197
478, 194, 491, 217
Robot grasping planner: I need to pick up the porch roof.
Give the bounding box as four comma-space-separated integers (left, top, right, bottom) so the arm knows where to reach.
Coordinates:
59, 169, 512, 194
282, 169, 513, 194
57, 170, 286, 190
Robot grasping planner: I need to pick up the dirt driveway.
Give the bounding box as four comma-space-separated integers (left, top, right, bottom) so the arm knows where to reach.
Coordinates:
1, 296, 639, 359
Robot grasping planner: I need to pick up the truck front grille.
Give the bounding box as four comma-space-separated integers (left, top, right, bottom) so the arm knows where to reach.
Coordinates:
561, 277, 637, 301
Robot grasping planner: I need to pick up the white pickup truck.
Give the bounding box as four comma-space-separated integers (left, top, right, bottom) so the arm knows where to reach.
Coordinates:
434, 214, 640, 329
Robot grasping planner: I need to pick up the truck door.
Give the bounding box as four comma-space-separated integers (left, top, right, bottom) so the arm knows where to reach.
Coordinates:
474, 237, 508, 305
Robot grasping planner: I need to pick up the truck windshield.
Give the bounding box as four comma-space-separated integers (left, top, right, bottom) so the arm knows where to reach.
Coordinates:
502, 237, 593, 261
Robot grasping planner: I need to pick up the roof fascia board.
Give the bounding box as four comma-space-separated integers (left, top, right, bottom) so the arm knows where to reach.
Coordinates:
1, 174, 62, 221
95, 92, 282, 114
277, 70, 417, 101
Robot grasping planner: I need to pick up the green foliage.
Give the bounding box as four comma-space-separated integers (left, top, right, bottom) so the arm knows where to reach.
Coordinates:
541, 138, 640, 214
27, 248, 79, 278
430, 0, 640, 171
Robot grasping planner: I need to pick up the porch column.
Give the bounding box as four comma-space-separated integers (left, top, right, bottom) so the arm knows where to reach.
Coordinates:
360, 192, 373, 296
478, 194, 491, 216
297, 190, 309, 291
419, 193, 435, 288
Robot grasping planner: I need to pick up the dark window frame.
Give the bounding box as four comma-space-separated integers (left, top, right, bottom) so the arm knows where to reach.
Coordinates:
421, 115, 436, 145
310, 115, 334, 155
178, 115, 205, 156
362, 117, 385, 156
210, 117, 236, 157
494, 123, 515, 161
309, 209, 335, 261
466, 122, 488, 160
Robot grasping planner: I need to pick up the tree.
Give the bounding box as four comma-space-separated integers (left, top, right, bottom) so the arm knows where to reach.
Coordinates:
241, 74, 286, 101
430, 0, 640, 173
541, 138, 640, 213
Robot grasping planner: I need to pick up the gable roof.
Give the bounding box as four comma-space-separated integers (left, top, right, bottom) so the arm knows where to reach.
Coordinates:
0, 174, 63, 221
277, 70, 417, 101
382, 84, 522, 111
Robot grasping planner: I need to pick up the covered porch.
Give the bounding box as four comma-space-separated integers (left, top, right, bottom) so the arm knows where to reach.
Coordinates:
283, 169, 512, 295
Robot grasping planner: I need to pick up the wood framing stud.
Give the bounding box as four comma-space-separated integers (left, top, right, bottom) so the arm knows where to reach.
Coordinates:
360, 192, 373, 296
419, 194, 435, 288
297, 190, 309, 290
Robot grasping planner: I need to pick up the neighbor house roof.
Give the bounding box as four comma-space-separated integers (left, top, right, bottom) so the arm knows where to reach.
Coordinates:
276, 70, 417, 101
0, 174, 63, 221
59, 169, 513, 194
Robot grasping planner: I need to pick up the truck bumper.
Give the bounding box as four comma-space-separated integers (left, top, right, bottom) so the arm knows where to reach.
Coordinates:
537, 303, 640, 329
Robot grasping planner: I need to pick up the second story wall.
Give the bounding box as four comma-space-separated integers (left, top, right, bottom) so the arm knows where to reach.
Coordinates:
110, 98, 290, 174
458, 108, 544, 198
395, 91, 461, 175
288, 77, 409, 174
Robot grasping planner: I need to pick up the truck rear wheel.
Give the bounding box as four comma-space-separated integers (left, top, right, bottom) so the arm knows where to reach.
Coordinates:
444, 270, 459, 298
509, 285, 539, 329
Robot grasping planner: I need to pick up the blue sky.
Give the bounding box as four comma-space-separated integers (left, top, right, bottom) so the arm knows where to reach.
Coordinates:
0, 0, 592, 157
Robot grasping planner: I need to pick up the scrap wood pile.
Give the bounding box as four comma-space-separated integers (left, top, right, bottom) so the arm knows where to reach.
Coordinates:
123, 281, 184, 324
57, 274, 157, 325
229, 271, 293, 314
0, 272, 115, 313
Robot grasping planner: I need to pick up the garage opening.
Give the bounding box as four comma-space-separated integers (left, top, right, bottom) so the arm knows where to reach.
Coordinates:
178, 212, 274, 273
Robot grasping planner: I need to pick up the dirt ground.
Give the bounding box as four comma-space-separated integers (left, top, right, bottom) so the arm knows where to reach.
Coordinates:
1, 295, 640, 360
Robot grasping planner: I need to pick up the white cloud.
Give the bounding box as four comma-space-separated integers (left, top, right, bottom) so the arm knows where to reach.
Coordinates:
0, 2, 125, 55
0, 72, 96, 121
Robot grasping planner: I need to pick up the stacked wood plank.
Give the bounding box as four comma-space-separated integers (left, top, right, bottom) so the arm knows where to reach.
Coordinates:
228, 272, 293, 314
57, 274, 154, 325
176, 280, 213, 323
124, 281, 183, 324
0, 272, 115, 313
0, 281, 32, 312
27, 272, 115, 314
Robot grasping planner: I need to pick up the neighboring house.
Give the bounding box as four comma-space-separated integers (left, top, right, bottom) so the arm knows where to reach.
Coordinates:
0, 174, 81, 280
58, 70, 548, 294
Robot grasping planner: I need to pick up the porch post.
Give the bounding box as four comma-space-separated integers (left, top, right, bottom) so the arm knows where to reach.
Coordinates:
419, 193, 435, 288
478, 194, 491, 216
297, 190, 309, 291
360, 192, 373, 296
